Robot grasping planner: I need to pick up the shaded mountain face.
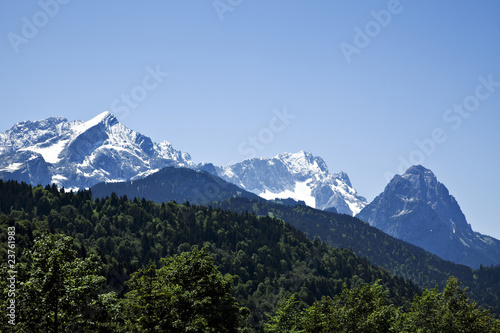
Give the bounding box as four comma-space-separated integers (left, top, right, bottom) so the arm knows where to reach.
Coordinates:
0, 112, 193, 189
216, 151, 367, 215
90, 166, 262, 206
357, 165, 500, 268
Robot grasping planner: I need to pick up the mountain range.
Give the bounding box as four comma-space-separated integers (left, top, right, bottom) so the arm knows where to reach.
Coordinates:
0, 111, 362, 215
1, 112, 499, 268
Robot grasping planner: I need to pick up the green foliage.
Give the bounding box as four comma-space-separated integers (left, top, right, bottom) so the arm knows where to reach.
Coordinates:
266, 278, 500, 333
300, 282, 398, 333
325, 282, 397, 333
214, 197, 500, 314
0, 180, 422, 330
264, 294, 304, 333
14, 234, 107, 332
1, 179, 499, 331
124, 246, 247, 332
123, 261, 173, 331
396, 277, 500, 333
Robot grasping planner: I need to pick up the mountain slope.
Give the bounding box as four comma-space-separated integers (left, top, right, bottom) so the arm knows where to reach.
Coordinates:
216, 151, 367, 215
90, 166, 262, 206
0, 112, 193, 189
211, 197, 500, 315
357, 165, 500, 268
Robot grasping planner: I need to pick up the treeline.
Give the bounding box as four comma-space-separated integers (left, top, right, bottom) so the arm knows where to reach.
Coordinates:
0, 180, 499, 331
213, 197, 500, 314
89, 166, 500, 313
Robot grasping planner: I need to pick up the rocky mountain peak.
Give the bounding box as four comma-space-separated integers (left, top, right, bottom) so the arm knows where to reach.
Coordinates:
337, 171, 352, 188
405, 164, 433, 175
278, 150, 329, 176
84, 111, 119, 129
0, 112, 193, 189
402, 165, 437, 187
1, 112, 366, 216
357, 165, 500, 268
216, 151, 367, 215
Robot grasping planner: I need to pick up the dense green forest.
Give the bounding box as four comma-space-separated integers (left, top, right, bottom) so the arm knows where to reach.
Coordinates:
0, 180, 499, 331
213, 197, 500, 314
89, 167, 500, 313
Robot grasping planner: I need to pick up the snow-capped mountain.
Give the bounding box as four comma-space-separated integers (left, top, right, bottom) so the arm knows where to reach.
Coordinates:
0, 113, 366, 215
216, 151, 367, 215
0, 112, 193, 189
357, 165, 500, 268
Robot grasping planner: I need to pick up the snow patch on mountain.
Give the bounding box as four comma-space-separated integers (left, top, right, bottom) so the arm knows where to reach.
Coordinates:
259, 180, 316, 207
217, 151, 367, 215
0, 162, 23, 172
20, 138, 69, 164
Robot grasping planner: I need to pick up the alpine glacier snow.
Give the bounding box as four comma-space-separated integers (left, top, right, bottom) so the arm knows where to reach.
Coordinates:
216, 151, 367, 215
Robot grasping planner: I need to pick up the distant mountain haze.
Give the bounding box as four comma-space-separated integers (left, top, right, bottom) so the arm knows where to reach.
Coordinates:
90, 166, 262, 206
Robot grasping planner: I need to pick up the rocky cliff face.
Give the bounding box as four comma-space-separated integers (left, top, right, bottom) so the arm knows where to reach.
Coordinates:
357, 165, 500, 268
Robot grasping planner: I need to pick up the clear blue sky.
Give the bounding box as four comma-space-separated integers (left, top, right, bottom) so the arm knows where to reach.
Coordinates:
1, 1, 500, 239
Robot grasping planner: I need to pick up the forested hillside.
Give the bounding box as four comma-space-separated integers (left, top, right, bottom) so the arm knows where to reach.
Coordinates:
0, 180, 499, 331
213, 197, 500, 314
90, 169, 500, 312
0, 180, 418, 331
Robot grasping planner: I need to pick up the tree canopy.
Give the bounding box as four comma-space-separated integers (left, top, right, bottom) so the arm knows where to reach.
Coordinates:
124, 246, 248, 332
265, 277, 500, 333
